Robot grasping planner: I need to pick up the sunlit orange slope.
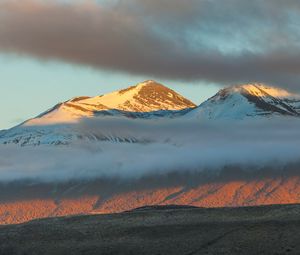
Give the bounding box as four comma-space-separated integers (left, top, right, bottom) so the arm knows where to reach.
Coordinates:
0, 175, 300, 224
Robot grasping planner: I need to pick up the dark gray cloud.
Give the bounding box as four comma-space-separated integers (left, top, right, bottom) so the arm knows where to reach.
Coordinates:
1, 0, 300, 90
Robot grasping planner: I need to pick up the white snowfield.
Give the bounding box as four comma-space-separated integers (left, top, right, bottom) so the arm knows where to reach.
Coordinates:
1, 81, 300, 146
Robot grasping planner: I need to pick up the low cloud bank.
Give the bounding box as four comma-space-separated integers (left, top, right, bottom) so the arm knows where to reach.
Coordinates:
1, 118, 300, 182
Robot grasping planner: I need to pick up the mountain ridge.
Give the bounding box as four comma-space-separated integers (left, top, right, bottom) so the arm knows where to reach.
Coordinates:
1, 81, 300, 146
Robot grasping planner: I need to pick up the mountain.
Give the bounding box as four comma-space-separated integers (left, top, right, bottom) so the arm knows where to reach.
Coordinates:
186, 83, 300, 120
26, 80, 196, 126
1, 82, 300, 146
0, 81, 196, 146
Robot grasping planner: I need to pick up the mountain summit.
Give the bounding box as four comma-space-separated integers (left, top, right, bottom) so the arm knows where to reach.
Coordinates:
26, 80, 196, 126
222, 83, 294, 98
187, 83, 300, 120
80, 80, 196, 112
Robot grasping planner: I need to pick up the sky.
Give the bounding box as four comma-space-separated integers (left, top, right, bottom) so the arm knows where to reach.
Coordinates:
1, 0, 300, 129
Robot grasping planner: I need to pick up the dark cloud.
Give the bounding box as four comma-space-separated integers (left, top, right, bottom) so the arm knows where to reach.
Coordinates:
1, 0, 300, 89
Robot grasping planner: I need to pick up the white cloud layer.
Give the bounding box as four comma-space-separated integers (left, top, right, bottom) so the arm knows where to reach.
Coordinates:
0, 118, 300, 182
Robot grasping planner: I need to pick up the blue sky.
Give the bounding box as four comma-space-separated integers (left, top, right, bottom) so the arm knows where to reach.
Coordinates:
0, 54, 218, 130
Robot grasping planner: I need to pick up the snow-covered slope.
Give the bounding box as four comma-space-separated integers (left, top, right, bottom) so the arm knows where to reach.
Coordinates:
186, 83, 300, 120
25, 80, 196, 126
0, 81, 196, 146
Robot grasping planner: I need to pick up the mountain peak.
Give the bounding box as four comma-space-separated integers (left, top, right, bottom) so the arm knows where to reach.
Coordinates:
186, 83, 300, 120
134, 80, 160, 88
118, 80, 178, 95
23, 81, 196, 126
219, 83, 295, 100
117, 80, 167, 96
79, 80, 196, 113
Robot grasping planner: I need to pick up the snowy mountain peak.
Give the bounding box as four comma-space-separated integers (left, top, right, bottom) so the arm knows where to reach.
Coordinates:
187, 83, 300, 120
22, 81, 196, 126
220, 83, 295, 99
0, 81, 197, 146
130, 80, 157, 89
70, 80, 196, 113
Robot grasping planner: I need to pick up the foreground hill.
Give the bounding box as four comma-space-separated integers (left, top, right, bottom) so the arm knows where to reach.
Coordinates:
0, 204, 299, 255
